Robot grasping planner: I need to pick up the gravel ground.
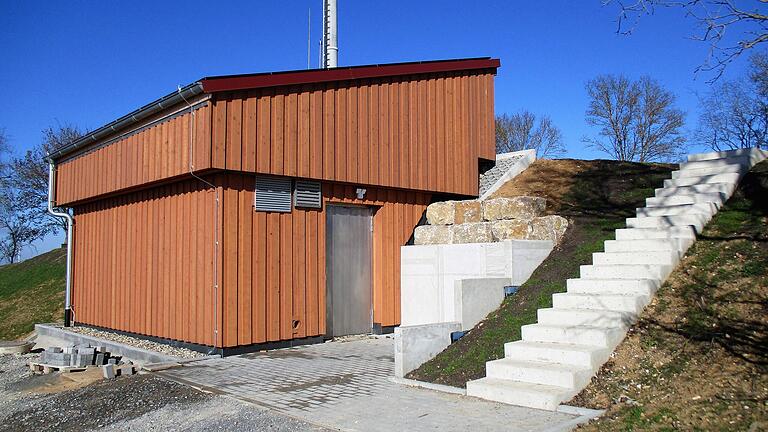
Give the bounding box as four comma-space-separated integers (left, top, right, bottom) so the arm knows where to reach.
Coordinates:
0, 353, 326, 431
57, 325, 207, 359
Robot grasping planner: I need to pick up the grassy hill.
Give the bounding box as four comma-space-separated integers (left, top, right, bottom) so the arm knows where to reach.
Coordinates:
407, 159, 675, 387
574, 160, 768, 430
0, 247, 65, 340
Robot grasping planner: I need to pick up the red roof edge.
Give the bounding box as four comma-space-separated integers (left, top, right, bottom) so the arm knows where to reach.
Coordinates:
200, 58, 500, 93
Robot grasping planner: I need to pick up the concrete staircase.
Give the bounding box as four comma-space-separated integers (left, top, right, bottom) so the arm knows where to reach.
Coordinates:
466, 148, 768, 411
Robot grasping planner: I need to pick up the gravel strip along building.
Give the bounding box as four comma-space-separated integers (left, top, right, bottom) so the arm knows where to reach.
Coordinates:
47, 58, 500, 354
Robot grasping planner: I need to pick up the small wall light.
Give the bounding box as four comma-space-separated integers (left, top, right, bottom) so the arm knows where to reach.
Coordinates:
504, 286, 520, 297
356, 188, 367, 199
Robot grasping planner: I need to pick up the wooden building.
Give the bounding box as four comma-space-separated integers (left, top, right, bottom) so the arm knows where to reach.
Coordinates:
49, 58, 500, 352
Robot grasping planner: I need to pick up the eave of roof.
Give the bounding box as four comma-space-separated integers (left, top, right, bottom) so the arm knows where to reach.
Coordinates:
200, 57, 500, 93
50, 57, 500, 162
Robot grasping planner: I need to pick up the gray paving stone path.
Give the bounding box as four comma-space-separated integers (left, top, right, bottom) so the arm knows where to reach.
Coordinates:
160, 336, 584, 432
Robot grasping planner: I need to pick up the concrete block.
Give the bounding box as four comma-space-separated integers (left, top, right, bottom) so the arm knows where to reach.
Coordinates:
453, 277, 509, 331
537, 307, 633, 328
503, 340, 611, 369
103, 364, 116, 379
521, 323, 626, 348
672, 164, 746, 179
485, 357, 593, 389
400, 240, 553, 327
49, 347, 63, 353
394, 322, 461, 378
466, 377, 574, 411
663, 172, 741, 188
636, 203, 716, 218
552, 293, 648, 313
95, 353, 105, 366
566, 278, 659, 296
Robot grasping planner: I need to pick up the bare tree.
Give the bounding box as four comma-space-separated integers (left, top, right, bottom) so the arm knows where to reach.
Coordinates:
11, 124, 83, 234
584, 74, 687, 162
0, 129, 10, 189
696, 51, 768, 150
495, 111, 566, 158
0, 188, 41, 264
605, 0, 768, 80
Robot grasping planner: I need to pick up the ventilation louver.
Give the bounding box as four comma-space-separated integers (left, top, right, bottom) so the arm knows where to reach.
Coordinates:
294, 180, 322, 209
254, 176, 292, 213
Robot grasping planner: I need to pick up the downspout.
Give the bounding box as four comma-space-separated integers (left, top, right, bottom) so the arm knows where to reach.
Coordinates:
47, 162, 74, 327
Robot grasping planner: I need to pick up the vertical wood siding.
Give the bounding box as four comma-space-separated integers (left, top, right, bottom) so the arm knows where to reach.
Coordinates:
56, 105, 213, 205
55, 71, 495, 206
212, 71, 494, 197
72, 173, 428, 347
72, 177, 219, 346
216, 173, 429, 347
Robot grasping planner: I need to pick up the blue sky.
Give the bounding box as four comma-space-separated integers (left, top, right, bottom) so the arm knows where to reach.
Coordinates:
0, 0, 758, 258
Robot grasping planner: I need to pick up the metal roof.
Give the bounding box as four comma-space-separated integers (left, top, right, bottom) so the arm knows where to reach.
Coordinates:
49, 57, 500, 162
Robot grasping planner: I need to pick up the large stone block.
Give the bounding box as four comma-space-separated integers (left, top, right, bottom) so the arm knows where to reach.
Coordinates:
482, 196, 547, 221
414, 225, 454, 245
491, 219, 531, 241
452, 222, 493, 244
529, 215, 569, 244
454, 201, 483, 224
426, 201, 456, 225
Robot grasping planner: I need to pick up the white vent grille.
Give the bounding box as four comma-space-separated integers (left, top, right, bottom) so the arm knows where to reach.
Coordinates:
255, 176, 292, 213
294, 180, 322, 209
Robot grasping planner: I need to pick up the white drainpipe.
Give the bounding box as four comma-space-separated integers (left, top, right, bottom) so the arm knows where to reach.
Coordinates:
47, 162, 74, 326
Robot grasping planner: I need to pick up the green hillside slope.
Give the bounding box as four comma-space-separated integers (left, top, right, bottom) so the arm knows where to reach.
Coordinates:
0, 247, 65, 340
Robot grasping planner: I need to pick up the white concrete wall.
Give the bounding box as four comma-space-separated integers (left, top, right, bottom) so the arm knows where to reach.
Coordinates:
454, 277, 510, 331
400, 240, 553, 327
394, 322, 462, 377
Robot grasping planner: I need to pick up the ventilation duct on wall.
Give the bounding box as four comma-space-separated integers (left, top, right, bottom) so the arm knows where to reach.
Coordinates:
294, 180, 322, 209
255, 176, 293, 213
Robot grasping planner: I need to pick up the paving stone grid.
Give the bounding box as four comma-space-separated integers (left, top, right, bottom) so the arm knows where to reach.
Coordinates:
160, 337, 581, 432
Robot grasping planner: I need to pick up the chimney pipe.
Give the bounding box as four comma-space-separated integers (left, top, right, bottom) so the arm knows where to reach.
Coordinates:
323, 0, 338, 68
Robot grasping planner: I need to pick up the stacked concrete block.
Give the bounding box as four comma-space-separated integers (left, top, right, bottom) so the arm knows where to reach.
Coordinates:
38, 344, 115, 369
466, 148, 767, 411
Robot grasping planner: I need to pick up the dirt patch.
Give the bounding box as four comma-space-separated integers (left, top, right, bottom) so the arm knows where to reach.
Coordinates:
407, 159, 674, 387
573, 161, 768, 431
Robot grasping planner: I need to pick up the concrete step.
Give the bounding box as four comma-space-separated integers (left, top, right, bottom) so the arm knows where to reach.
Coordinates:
671, 164, 746, 179
614, 227, 696, 242
466, 377, 575, 411
664, 173, 741, 188
485, 358, 595, 389
522, 323, 627, 348
626, 214, 707, 233
646, 193, 723, 207
679, 156, 751, 170
687, 148, 768, 162
654, 183, 733, 198
504, 340, 612, 369
592, 251, 679, 266
552, 292, 649, 313
538, 307, 634, 327
580, 264, 671, 280
603, 239, 687, 254
567, 278, 659, 296
636, 203, 716, 219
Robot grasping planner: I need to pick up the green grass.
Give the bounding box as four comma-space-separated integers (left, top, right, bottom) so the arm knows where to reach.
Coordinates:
0, 247, 66, 340
407, 160, 674, 387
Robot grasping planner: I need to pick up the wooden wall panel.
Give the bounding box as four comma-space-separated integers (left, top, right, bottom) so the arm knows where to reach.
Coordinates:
56, 71, 495, 206
57, 105, 213, 206
214, 174, 429, 346
71, 177, 219, 346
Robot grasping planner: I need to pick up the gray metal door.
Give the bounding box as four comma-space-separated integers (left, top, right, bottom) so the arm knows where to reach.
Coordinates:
326, 205, 373, 337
